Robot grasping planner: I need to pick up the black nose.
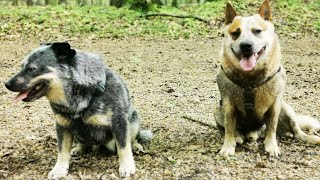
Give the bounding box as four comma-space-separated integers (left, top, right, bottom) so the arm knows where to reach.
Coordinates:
4, 81, 11, 90
240, 42, 253, 55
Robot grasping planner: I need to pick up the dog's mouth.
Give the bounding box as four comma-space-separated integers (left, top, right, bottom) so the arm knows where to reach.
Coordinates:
15, 80, 49, 102
233, 46, 266, 71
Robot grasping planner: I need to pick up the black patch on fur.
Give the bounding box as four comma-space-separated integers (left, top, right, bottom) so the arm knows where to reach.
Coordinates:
56, 124, 66, 152
51, 42, 76, 63
236, 109, 265, 134
130, 110, 139, 123
112, 114, 128, 148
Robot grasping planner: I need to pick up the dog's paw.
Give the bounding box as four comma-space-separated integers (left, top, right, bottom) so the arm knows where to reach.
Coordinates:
264, 138, 280, 157
119, 158, 136, 177
219, 143, 236, 158
133, 141, 145, 153
70, 146, 83, 156
48, 164, 69, 179
235, 134, 244, 144
246, 131, 259, 142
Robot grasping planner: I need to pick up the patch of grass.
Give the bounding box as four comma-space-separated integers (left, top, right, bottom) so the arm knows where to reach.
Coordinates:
0, 0, 318, 40
274, 0, 320, 36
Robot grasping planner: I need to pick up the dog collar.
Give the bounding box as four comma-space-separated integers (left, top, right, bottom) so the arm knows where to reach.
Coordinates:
96, 81, 105, 94
96, 71, 106, 94
220, 66, 281, 89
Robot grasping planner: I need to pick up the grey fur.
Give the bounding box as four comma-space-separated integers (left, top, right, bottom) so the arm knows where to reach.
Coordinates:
5, 42, 152, 178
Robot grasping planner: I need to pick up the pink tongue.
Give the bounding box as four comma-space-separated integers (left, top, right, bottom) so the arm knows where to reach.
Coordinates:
240, 54, 258, 71
14, 91, 29, 101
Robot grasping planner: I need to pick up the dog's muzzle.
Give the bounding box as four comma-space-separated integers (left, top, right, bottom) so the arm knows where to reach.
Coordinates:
231, 43, 266, 71
5, 80, 49, 102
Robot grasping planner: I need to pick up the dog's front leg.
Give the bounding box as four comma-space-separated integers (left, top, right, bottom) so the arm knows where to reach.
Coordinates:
264, 101, 281, 157
48, 125, 73, 179
113, 116, 135, 177
219, 100, 237, 158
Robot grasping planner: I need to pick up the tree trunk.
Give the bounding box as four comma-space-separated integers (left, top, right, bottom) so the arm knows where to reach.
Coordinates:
26, 0, 33, 6
59, 0, 67, 4
110, 0, 124, 8
12, 0, 18, 6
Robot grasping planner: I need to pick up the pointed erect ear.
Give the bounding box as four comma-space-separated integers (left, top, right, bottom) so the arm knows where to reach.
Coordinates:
225, 2, 237, 25
259, 0, 271, 20
51, 42, 76, 62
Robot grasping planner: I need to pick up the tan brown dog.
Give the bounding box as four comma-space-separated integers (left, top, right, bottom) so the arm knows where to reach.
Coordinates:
214, 0, 320, 158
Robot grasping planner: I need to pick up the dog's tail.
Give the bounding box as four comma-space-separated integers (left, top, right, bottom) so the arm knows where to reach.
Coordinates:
282, 101, 320, 144
292, 115, 320, 145
296, 115, 320, 131
137, 129, 153, 144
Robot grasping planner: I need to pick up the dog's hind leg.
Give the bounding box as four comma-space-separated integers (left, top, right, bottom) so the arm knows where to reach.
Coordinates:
280, 101, 320, 144
129, 108, 153, 153
129, 109, 140, 143
215, 105, 245, 144
105, 139, 116, 153
214, 105, 224, 128
48, 125, 73, 179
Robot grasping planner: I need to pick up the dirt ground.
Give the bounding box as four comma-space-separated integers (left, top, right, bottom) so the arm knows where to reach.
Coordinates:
0, 36, 319, 179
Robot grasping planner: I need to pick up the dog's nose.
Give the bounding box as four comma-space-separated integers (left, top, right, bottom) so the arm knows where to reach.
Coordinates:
4, 81, 11, 90
240, 42, 253, 54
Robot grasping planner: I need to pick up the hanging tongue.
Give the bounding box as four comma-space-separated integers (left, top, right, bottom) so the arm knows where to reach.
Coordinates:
240, 53, 258, 71
14, 91, 30, 101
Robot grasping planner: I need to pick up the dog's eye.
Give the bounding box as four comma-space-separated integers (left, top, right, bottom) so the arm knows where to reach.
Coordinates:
26, 67, 37, 72
252, 29, 262, 34
230, 31, 241, 39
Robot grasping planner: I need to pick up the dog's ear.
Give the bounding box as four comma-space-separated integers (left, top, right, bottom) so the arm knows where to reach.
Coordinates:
51, 42, 76, 62
259, 0, 271, 21
225, 2, 237, 25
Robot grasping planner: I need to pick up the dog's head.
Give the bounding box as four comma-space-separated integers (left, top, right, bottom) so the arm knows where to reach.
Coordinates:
223, 0, 276, 72
5, 42, 76, 102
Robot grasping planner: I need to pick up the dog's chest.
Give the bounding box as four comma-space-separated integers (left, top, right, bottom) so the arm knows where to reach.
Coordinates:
70, 119, 113, 144
254, 84, 281, 116
234, 83, 281, 133
52, 103, 115, 144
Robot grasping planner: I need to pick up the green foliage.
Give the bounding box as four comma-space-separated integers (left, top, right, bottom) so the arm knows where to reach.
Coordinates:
0, 0, 318, 40
129, 0, 154, 11
274, 0, 320, 35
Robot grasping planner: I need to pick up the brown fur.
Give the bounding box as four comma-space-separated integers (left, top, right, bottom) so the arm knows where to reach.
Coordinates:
215, 0, 320, 158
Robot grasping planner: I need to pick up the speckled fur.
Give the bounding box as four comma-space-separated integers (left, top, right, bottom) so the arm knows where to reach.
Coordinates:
5, 42, 152, 179
215, 0, 320, 158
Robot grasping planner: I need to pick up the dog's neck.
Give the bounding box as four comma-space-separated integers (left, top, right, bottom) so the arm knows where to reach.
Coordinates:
221, 66, 281, 89
50, 71, 107, 116
221, 64, 282, 90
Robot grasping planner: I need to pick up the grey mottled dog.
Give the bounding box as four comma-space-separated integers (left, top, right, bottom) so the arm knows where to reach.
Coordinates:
5, 42, 152, 179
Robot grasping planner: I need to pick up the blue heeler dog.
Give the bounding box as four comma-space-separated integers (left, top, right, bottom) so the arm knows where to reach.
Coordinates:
5, 42, 152, 179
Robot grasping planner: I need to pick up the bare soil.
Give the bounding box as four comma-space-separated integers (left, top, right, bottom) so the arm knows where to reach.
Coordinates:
0, 36, 319, 179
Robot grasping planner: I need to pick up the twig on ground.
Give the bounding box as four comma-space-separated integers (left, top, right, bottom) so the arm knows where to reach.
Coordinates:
182, 115, 216, 128
140, 13, 211, 24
